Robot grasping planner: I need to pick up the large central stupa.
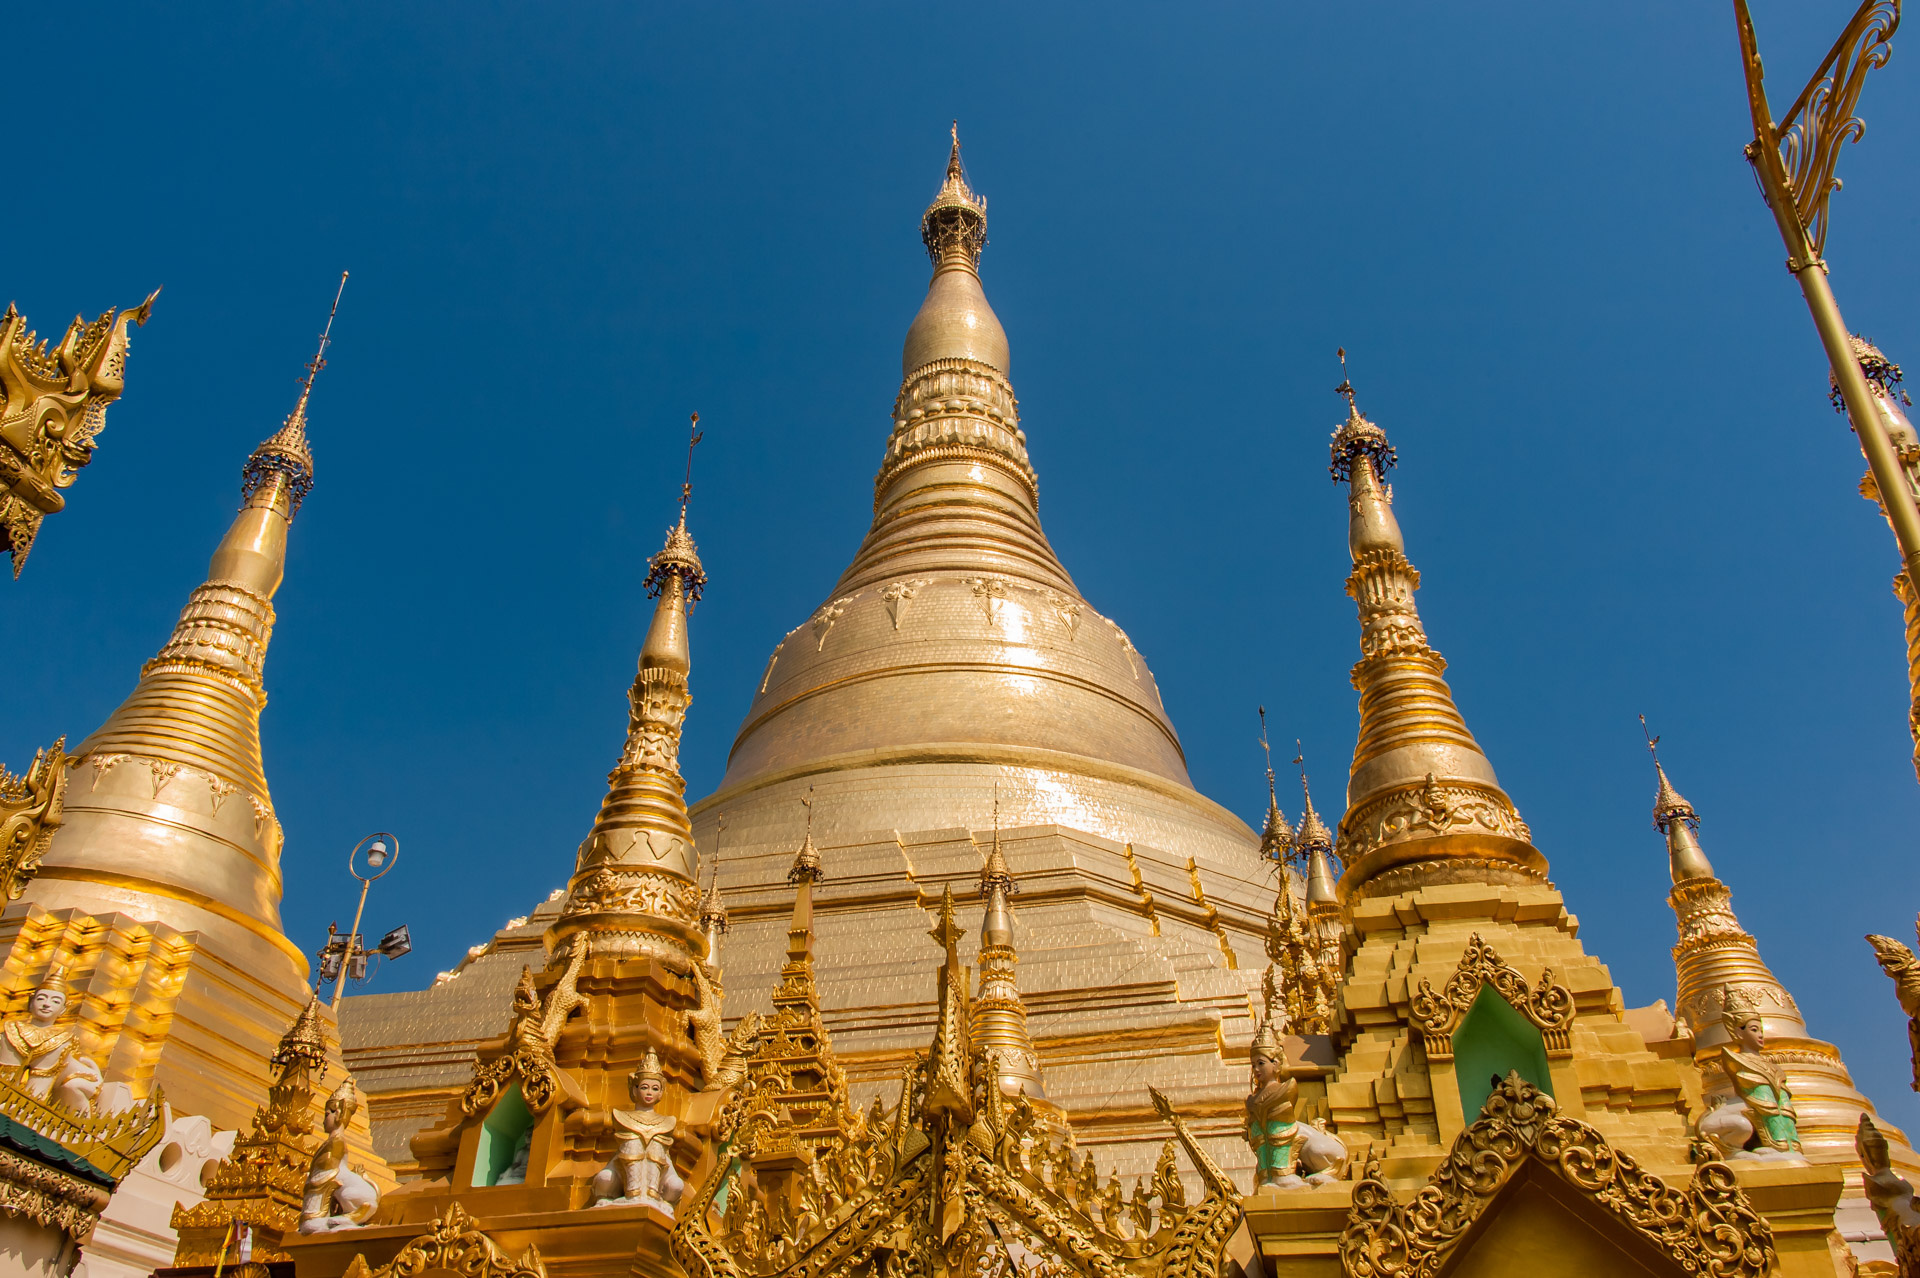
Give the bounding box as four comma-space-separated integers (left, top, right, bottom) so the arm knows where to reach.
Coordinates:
342, 135, 1276, 1175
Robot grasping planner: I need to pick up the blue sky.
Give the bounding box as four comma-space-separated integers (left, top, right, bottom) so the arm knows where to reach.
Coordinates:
6, 3, 1919, 1130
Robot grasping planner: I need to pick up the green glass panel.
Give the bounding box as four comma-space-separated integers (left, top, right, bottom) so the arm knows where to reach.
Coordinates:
472, 1083, 534, 1188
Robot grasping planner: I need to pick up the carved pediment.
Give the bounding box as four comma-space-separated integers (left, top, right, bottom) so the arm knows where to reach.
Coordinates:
342, 1202, 545, 1278
1340, 1073, 1774, 1278
1408, 933, 1574, 1061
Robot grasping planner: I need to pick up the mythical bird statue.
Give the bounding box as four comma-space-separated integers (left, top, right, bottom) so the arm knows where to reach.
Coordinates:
0, 291, 158, 575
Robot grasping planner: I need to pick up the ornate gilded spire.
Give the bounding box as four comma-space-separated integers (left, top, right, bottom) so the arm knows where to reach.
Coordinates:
972, 790, 1045, 1099
239, 271, 341, 520
698, 812, 729, 974
1256, 707, 1295, 865
921, 121, 988, 267
41, 287, 358, 1041
1652, 730, 1916, 1170
788, 788, 822, 884
1643, 716, 1713, 882
1328, 353, 1541, 899
550, 441, 707, 963
1293, 745, 1335, 867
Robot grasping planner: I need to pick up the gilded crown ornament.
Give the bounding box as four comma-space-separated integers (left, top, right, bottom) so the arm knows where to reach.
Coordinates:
921, 121, 988, 266
0, 289, 157, 575
242, 272, 343, 519
787, 788, 822, 884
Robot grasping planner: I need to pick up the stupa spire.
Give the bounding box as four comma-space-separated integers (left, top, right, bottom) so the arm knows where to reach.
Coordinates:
42, 283, 355, 1043
1328, 352, 1543, 898
1650, 728, 1915, 1171
698, 812, 729, 978
774, 790, 827, 1028
1642, 716, 1714, 882
972, 786, 1045, 1100
549, 424, 709, 964
1256, 707, 1295, 865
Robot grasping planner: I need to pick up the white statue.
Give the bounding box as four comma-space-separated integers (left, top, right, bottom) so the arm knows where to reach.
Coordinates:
589, 1047, 684, 1214
0, 964, 102, 1113
1295, 1119, 1349, 1185
299, 1079, 381, 1232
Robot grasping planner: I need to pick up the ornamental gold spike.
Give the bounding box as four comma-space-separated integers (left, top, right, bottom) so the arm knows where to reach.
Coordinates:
0, 289, 157, 576
1256, 706, 1294, 865
1329, 361, 1542, 896
0, 737, 67, 902
972, 792, 1045, 1100
550, 446, 708, 964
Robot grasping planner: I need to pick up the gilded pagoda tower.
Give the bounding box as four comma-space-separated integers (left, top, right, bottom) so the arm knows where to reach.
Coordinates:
0, 378, 328, 1130
343, 133, 1276, 1177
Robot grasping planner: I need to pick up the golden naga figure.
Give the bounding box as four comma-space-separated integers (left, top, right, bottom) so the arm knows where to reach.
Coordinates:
1868, 921, 1920, 1092
1698, 987, 1804, 1161
0, 737, 66, 902
589, 1046, 684, 1213
300, 1078, 380, 1232
0, 964, 102, 1113
0, 290, 158, 576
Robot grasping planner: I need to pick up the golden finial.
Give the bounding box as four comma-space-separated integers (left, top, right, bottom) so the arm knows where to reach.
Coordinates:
1293, 742, 1335, 858
242, 272, 346, 515
272, 994, 329, 1068
923, 122, 987, 265
1328, 347, 1396, 485
1640, 714, 1698, 832
644, 413, 708, 602
699, 813, 729, 935
788, 787, 823, 883
928, 880, 966, 955
981, 781, 1016, 896
1256, 706, 1294, 864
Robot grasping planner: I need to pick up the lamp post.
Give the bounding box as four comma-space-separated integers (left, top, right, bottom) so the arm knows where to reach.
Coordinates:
320, 832, 411, 1009
1733, 0, 1920, 599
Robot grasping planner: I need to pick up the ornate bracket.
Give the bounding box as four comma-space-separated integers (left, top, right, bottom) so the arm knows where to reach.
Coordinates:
1736, 0, 1902, 267
1408, 933, 1574, 1062
459, 942, 584, 1118
1341, 1074, 1775, 1278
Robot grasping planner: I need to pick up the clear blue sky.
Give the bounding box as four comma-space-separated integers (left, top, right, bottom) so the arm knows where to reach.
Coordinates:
7, 3, 1919, 1130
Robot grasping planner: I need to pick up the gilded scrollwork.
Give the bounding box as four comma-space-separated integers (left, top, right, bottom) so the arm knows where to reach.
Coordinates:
460, 941, 584, 1118
0, 292, 157, 576
1338, 779, 1532, 865
0, 739, 66, 901
1340, 1073, 1774, 1278
342, 1202, 547, 1278
1408, 933, 1574, 1061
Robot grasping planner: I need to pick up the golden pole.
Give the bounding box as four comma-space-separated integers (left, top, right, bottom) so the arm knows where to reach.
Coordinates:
1733, 0, 1920, 598
332, 874, 372, 1012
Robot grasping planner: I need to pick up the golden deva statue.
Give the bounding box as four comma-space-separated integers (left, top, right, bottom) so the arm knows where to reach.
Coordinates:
1868, 921, 1920, 1092
589, 1046, 684, 1213
1699, 987, 1803, 1161
1245, 1018, 1301, 1189
0, 964, 101, 1113
299, 1078, 380, 1232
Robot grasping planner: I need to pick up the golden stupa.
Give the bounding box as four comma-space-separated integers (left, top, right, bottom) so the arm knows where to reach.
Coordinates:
4, 114, 1915, 1278
342, 131, 1276, 1179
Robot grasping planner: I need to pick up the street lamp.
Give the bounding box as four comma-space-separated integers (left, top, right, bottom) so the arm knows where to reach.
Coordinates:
319, 832, 410, 1009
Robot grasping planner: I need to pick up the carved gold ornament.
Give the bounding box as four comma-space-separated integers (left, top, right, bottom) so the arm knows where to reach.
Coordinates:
342, 1201, 546, 1278
0, 739, 67, 901
1341, 1074, 1775, 1278
460, 941, 585, 1117
1408, 933, 1574, 1061
0, 293, 157, 576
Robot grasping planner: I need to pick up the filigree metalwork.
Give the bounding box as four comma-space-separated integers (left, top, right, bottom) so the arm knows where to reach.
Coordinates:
1408, 933, 1574, 1062
1341, 1074, 1775, 1278
341, 1202, 547, 1278
0, 739, 66, 901
459, 940, 585, 1117
1737, 0, 1902, 265
0, 1069, 163, 1184
671, 887, 1241, 1278
0, 1146, 107, 1243
0, 292, 157, 576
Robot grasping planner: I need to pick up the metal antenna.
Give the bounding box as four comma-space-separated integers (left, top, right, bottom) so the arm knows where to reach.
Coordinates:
1335, 347, 1357, 413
